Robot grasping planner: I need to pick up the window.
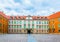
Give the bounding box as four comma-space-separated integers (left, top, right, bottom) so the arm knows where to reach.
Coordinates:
32, 21, 34, 24
24, 24, 26, 28
14, 16, 17, 19
28, 21, 30, 24
59, 30, 60, 32
36, 21, 38, 24
15, 26, 17, 28
37, 17, 39, 18
44, 25, 46, 28
36, 25, 39, 28
32, 24, 34, 28
39, 22, 41, 24
10, 26, 12, 28
44, 21, 46, 24
19, 17, 21, 19
36, 21, 40, 24
42, 21, 44, 24
58, 18, 60, 21
17, 26, 18, 28
10, 20, 13, 24
39, 26, 41, 28
45, 17, 47, 19
43, 21, 48, 24
28, 24, 30, 28
9, 21, 10, 24
41, 25, 43, 28
13, 20, 16, 24
17, 20, 20, 24
8, 25, 10, 28
46, 21, 49, 24
12, 26, 14, 28
20, 25, 22, 28
24, 21, 26, 24
37, 17, 40, 19
14, 26, 16, 28
58, 24, 60, 28
41, 17, 43, 19
10, 16, 13, 19
13, 25, 17, 28
18, 26, 20, 28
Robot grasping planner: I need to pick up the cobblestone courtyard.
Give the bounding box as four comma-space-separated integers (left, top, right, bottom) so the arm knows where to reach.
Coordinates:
0, 34, 60, 42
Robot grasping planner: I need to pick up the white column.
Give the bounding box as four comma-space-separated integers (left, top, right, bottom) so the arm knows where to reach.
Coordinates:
21, 20, 23, 28
26, 21, 28, 28
34, 21, 36, 28
30, 21, 32, 28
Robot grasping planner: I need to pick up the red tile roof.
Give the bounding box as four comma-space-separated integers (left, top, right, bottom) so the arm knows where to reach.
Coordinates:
0, 11, 8, 19
8, 16, 49, 20
48, 11, 60, 19
0, 11, 49, 20
32, 16, 49, 20
8, 16, 26, 20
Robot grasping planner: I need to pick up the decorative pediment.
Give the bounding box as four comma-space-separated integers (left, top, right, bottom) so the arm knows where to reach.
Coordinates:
26, 15, 32, 19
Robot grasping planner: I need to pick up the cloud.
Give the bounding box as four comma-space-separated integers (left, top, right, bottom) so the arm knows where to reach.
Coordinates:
0, 0, 60, 16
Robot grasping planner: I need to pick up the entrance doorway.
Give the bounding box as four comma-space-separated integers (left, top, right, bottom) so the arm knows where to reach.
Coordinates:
27, 29, 32, 34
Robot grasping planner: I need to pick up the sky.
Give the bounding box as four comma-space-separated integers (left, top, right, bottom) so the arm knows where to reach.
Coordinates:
0, 0, 60, 16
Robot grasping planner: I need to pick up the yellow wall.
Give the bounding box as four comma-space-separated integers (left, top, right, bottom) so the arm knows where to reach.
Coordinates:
0, 15, 8, 34
49, 17, 60, 33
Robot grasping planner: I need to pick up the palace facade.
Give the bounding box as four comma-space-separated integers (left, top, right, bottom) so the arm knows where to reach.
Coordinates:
0, 11, 60, 34
8, 15, 49, 34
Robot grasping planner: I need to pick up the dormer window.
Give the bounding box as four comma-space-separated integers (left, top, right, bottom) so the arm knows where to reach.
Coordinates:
45, 17, 47, 19
37, 17, 40, 20
37, 17, 40, 18
41, 17, 43, 19
23, 18, 25, 19
19, 17, 21, 19
10, 16, 13, 19
14, 16, 17, 19
45, 17, 48, 19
